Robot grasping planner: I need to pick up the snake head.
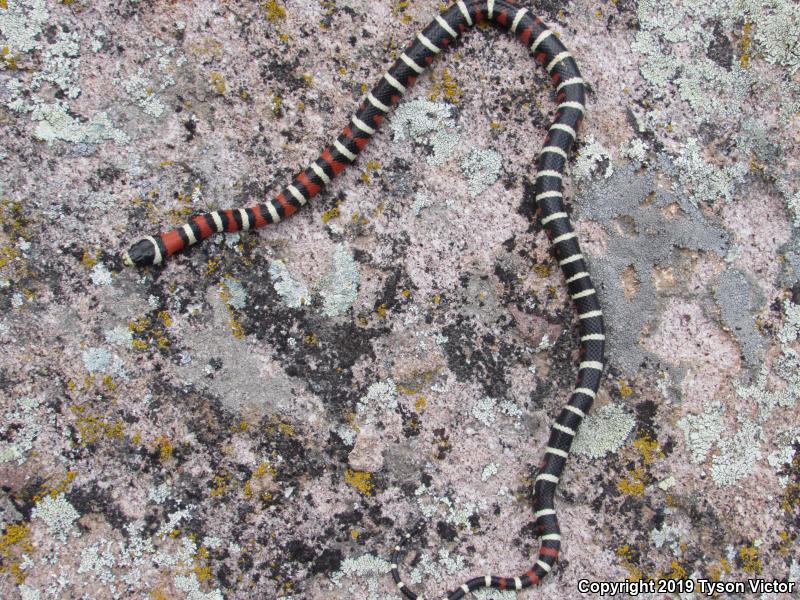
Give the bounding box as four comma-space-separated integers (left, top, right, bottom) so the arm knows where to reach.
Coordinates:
122, 237, 162, 268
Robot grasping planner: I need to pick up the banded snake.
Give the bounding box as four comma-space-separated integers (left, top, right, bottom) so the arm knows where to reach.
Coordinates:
122, 1, 606, 597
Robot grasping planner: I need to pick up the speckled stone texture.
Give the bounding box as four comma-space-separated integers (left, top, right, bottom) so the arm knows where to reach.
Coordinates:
1, 0, 799, 599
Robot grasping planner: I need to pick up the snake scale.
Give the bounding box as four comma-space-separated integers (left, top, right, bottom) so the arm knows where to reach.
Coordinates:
122, 1, 606, 597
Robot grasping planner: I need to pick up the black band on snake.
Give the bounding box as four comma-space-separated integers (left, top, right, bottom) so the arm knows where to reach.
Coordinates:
122, 1, 605, 597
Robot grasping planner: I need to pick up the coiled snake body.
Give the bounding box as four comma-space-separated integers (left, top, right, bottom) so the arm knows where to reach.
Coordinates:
123, 1, 605, 597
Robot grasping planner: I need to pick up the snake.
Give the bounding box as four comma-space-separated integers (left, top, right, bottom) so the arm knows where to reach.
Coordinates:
122, 0, 605, 597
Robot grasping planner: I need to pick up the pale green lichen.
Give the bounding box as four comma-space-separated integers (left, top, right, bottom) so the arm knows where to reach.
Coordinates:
31, 493, 80, 541
32, 29, 81, 99
319, 244, 360, 317
677, 403, 725, 464
480, 462, 498, 482
710, 417, 762, 486
459, 148, 502, 197
31, 103, 130, 145
743, 0, 800, 73
411, 191, 434, 216
572, 403, 636, 459
620, 137, 650, 164
269, 259, 310, 308
734, 300, 800, 420
0, 0, 49, 53
408, 548, 465, 586
414, 483, 483, 530
357, 379, 398, 413
221, 276, 247, 310
90, 264, 113, 286
120, 68, 167, 117
328, 553, 393, 600
104, 326, 133, 348
472, 396, 497, 426
575, 135, 614, 180
391, 99, 460, 166
672, 138, 745, 206
1, 396, 42, 464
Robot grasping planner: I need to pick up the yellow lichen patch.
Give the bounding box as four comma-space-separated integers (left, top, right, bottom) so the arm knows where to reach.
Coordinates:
0, 522, 33, 583
321, 206, 340, 222
738, 544, 761, 574
210, 470, 232, 497
262, 0, 287, 21
192, 545, 212, 582
34, 470, 78, 502
0, 1, 7, 10
534, 264, 550, 277
244, 461, 277, 501
271, 94, 283, 117
129, 315, 172, 350
81, 249, 99, 268
72, 407, 124, 445
205, 257, 221, 276
210, 71, 226, 95
350, 528, 359, 540
303, 332, 318, 345
614, 544, 644, 581
618, 466, 646, 496
633, 433, 664, 464
414, 396, 427, 411
667, 558, 686, 579
156, 436, 174, 462
618, 379, 633, 397
432, 294, 441, 305
776, 529, 796, 556
391, 0, 412, 24
1, 45, 17, 70
429, 68, 461, 103
345, 469, 374, 496
149, 588, 170, 600
739, 22, 752, 69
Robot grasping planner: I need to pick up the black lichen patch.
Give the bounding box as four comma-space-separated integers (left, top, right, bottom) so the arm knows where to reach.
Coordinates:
440, 315, 516, 398
67, 483, 129, 532
706, 21, 734, 70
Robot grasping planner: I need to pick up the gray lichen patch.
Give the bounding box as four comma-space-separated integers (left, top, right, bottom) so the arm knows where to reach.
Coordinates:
572, 403, 636, 459
712, 268, 766, 368
574, 165, 729, 373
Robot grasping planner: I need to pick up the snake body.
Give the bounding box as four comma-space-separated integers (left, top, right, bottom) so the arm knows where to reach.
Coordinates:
123, 1, 605, 597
